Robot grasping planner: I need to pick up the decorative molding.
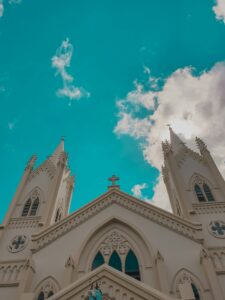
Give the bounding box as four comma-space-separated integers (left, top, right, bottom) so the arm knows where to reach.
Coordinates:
31, 190, 203, 252
192, 202, 225, 215
8, 216, 41, 229
208, 247, 225, 273
0, 260, 25, 285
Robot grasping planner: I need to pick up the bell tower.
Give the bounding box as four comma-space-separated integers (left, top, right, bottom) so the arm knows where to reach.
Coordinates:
162, 128, 225, 223
0, 140, 74, 260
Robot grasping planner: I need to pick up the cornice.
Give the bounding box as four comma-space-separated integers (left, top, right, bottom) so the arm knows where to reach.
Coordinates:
8, 216, 41, 229
31, 189, 203, 252
192, 202, 225, 215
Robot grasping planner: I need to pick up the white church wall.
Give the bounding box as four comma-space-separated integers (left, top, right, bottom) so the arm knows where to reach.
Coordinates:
30, 201, 208, 296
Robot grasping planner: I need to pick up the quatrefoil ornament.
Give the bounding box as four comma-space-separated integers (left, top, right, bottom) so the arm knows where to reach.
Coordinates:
8, 235, 28, 253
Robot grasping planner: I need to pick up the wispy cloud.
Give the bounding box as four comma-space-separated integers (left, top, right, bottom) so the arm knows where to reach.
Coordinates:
213, 0, 225, 24
8, 122, 14, 130
0, 0, 4, 17
115, 62, 225, 211
51, 38, 90, 103
0, 0, 22, 18
132, 183, 148, 198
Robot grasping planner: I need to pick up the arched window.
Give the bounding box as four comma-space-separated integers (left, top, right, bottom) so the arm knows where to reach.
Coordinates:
30, 198, 39, 216
92, 252, 105, 270
47, 291, 54, 298
55, 208, 62, 223
37, 291, 45, 300
191, 283, 200, 300
125, 249, 140, 280
22, 199, 31, 216
203, 184, 215, 202
194, 184, 205, 202
108, 251, 122, 272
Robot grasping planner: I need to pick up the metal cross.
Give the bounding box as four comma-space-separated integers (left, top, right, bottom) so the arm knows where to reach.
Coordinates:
12, 236, 26, 250
211, 221, 225, 236
108, 175, 120, 186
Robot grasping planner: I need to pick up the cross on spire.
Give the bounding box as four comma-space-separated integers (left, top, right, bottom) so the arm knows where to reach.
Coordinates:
108, 175, 120, 188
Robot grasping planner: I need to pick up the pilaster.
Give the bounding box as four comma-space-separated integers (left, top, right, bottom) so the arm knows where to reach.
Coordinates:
42, 153, 67, 227
155, 250, 170, 295
200, 248, 223, 300
62, 256, 75, 288
18, 257, 35, 296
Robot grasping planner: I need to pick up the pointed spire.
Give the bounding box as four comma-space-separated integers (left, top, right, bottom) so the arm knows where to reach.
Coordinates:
169, 126, 186, 154
195, 136, 208, 154
25, 154, 37, 171
49, 138, 65, 166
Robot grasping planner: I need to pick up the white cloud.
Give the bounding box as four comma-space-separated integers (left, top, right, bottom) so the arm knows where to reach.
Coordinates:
131, 183, 148, 198
213, 0, 225, 23
0, 0, 4, 17
8, 122, 14, 130
51, 38, 90, 101
115, 63, 225, 211
8, 0, 22, 4
0, 0, 22, 18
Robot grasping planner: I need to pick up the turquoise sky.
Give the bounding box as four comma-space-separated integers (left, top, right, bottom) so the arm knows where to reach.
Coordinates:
1, 0, 225, 222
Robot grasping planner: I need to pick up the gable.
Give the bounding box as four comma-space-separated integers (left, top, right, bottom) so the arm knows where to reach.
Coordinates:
31, 188, 203, 253
50, 265, 175, 300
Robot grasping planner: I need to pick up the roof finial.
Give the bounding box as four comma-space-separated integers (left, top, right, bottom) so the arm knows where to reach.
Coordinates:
108, 175, 120, 190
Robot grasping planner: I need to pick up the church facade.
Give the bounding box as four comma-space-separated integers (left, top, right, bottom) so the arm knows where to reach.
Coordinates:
0, 128, 225, 300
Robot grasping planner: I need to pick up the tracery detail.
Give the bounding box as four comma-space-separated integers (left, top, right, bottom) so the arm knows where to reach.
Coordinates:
209, 220, 225, 238
99, 231, 130, 257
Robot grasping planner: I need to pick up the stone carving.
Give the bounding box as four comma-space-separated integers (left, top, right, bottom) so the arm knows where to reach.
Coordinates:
8, 235, 28, 253
99, 231, 130, 257
209, 220, 225, 238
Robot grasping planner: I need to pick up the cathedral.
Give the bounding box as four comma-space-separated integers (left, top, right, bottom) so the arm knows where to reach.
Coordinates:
1, 127, 225, 300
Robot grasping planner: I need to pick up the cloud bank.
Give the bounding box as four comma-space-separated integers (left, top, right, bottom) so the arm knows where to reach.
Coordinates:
114, 62, 225, 211
51, 38, 90, 102
213, 0, 225, 24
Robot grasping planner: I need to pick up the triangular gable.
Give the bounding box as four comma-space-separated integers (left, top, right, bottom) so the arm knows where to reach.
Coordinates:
50, 264, 176, 300
31, 188, 203, 252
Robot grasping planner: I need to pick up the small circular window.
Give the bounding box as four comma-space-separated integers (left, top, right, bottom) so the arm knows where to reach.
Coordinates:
209, 221, 225, 238
8, 235, 28, 252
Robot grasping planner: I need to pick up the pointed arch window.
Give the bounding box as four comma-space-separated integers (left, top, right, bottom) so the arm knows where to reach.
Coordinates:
30, 198, 39, 216
125, 249, 140, 280
37, 291, 45, 300
92, 252, 105, 270
47, 291, 54, 298
22, 199, 31, 216
203, 183, 215, 202
191, 283, 200, 300
194, 184, 206, 202
108, 251, 122, 272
